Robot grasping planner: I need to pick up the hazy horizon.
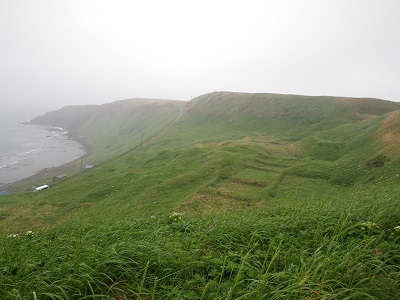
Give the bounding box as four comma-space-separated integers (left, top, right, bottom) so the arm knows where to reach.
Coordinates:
1, 0, 399, 117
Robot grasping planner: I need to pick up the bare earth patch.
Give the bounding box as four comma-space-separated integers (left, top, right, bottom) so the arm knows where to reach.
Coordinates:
177, 191, 268, 215
377, 110, 400, 155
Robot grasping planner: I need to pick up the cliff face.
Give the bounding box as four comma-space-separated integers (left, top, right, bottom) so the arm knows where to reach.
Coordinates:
31, 98, 186, 159
31, 104, 97, 130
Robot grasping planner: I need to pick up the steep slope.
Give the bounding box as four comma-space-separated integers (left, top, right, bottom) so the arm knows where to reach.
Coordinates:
17, 93, 400, 201
183, 92, 399, 136
32, 98, 186, 160
376, 110, 400, 155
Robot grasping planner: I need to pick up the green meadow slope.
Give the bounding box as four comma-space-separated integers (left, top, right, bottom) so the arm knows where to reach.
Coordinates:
32, 98, 185, 160
4, 90, 400, 237
1, 92, 400, 299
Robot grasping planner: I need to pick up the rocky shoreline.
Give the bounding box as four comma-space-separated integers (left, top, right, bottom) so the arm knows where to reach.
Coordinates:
0, 125, 93, 194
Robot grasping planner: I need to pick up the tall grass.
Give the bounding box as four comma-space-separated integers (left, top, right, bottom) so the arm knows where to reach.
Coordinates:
1, 188, 399, 299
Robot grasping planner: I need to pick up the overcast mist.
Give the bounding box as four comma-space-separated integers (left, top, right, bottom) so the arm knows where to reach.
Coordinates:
1, 0, 400, 119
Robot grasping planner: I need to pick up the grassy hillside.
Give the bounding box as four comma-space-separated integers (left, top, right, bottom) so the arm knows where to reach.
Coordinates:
32, 98, 185, 160
1, 92, 400, 299
183, 92, 398, 137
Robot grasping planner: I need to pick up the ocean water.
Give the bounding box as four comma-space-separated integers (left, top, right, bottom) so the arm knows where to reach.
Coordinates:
0, 118, 86, 187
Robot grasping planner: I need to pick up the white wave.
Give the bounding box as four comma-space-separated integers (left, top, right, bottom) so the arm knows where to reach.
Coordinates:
47, 126, 63, 131
17, 148, 42, 156
0, 165, 7, 169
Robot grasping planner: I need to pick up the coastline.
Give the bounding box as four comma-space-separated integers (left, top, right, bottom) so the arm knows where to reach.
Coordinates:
1, 129, 94, 194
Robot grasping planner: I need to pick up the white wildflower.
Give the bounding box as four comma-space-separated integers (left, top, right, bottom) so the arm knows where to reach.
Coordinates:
25, 230, 34, 236
359, 221, 379, 230
6, 233, 19, 239
169, 212, 183, 222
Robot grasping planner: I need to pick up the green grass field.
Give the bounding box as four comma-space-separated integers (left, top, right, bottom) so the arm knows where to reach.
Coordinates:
1, 92, 400, 299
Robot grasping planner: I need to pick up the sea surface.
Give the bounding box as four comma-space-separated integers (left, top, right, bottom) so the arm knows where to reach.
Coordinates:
0, 117, 86, 188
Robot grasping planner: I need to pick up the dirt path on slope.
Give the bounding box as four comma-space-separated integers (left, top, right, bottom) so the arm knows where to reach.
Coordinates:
119, 103, 187, 156
141, 104, 186, 147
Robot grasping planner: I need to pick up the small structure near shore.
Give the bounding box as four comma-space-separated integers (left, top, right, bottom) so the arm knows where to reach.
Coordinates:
34, 185, 49, 192
53, 174, 68, 182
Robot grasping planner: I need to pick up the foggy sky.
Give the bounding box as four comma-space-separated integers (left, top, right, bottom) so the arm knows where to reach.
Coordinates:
1, 0, 400, 118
